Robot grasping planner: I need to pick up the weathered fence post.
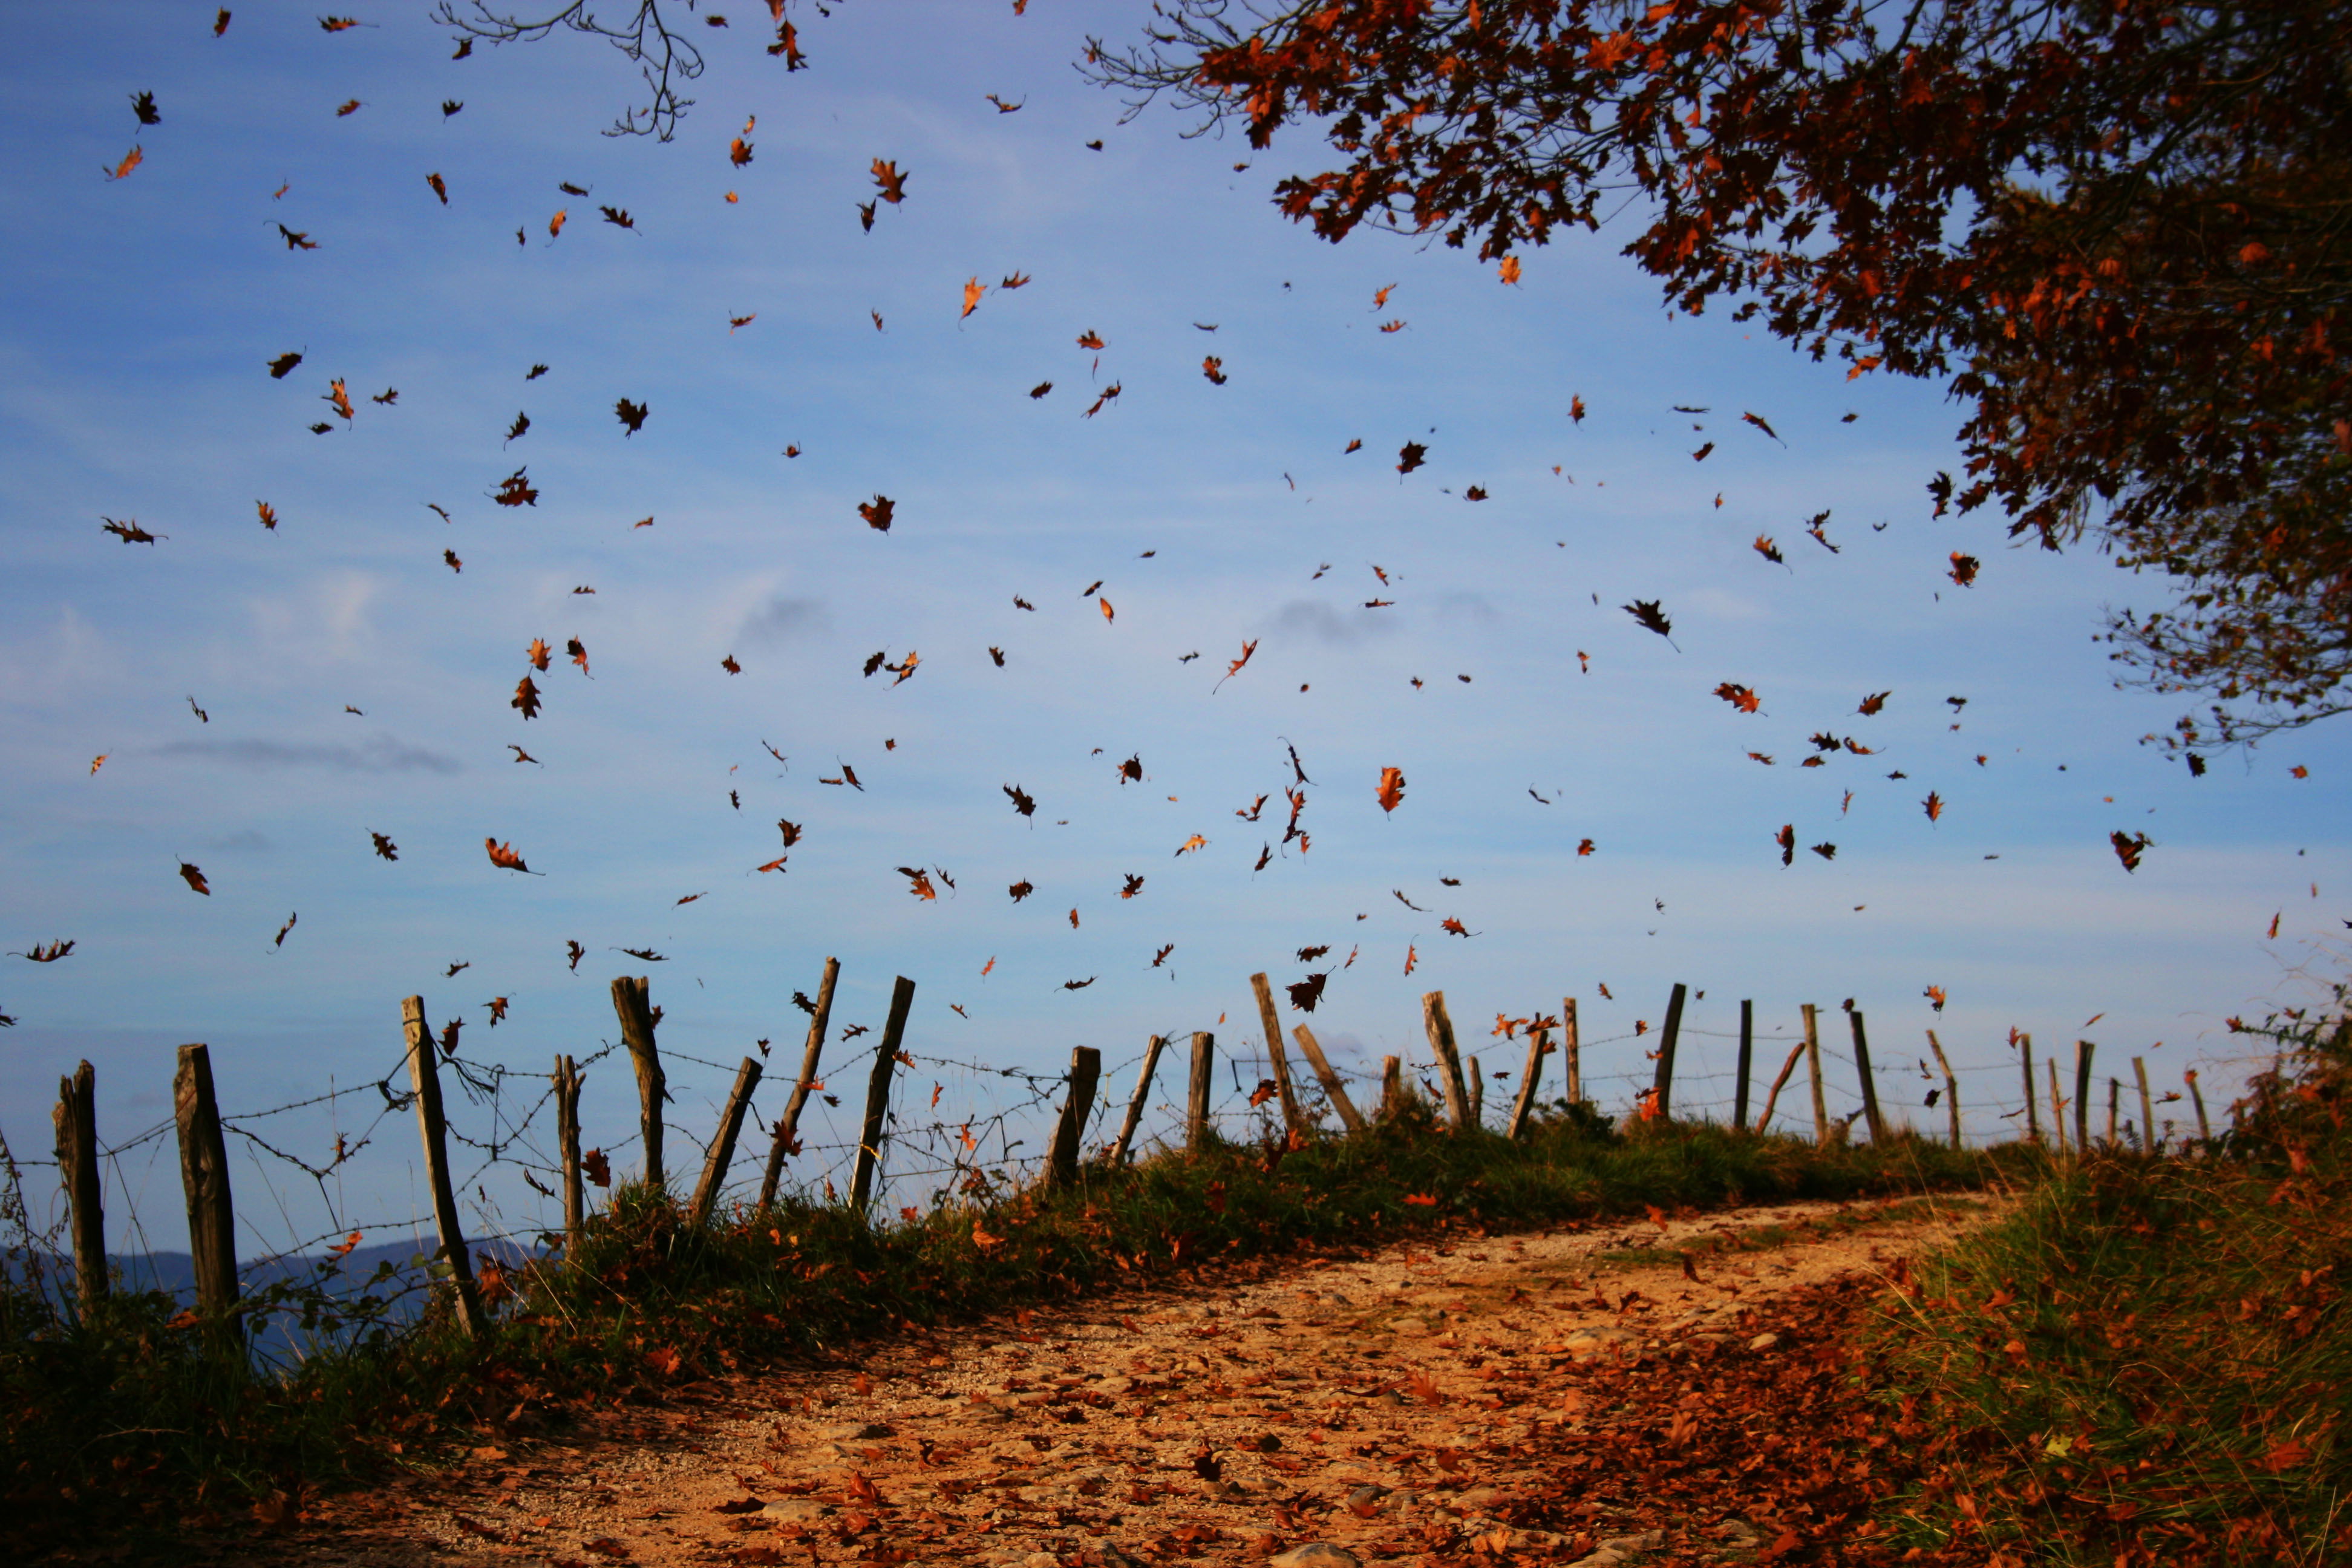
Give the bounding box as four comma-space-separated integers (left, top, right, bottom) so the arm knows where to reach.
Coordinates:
1248, 973, 1308, 1138
689, 1056, 764, 1229
2106, 1076, 2120, 1149
1110, 1034, 1168, 1166
1045, 1046, 1103, 1188
1801, 1004, 1830, 1146
1653, 982, 1687, 1119
1506, 1025, 1546, 1140
53, 1060, 105, 1315
552, 1054, 584, 1262
1292, 1024, 1366, 1134
1420, 991, 1474, 1132
2045, 1057, 2068, 1154
2019, 1032, 2040, 1144
2073, 1040, 2096, 1154
1466, 1054, 1484, 1128
1926, 1030, 1962, 1148
849, 976, 916, 1213
172, 1043, 239, 1344
610, 975, 667, 1188
1379, 1054, 1403, 1119
400, 998, 489, 1340
759, 955, 838, 1210
2134, 1057, 2156, 1152
1733, 1001, 1754, 1133
1561, 998, 1581, 1105
1756, 1038, 1807, 1134
1187, 1031, 1215, 1149
2186, 1067, 2211, 1142
1849, 1008, 1887, 1142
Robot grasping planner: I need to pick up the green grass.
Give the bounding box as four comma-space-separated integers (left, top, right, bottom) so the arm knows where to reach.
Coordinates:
1869, 1018, 2352, 1567
2, 1100, 2016, 1550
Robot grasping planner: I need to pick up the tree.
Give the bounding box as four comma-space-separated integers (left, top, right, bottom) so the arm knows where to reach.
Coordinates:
1089, 1, 2352, 757
433, 0, 815, 140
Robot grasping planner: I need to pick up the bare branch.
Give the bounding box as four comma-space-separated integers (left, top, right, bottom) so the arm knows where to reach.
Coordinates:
434, 0, 706, 140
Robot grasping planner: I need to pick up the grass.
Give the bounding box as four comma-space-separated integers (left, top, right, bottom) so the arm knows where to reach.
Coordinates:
1, 1098, 2017, 1552
1869, 1012, 2352, 1567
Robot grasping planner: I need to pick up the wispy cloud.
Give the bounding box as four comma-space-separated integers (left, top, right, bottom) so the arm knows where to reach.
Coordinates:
737, 596, 831, 647
152, 735, 462, 776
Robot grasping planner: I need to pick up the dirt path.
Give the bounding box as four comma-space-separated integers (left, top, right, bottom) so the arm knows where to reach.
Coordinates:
247, 1191, 2005, 1568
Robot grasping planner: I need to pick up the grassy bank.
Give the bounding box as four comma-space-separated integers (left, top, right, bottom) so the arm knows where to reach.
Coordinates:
1873, 1017, 2351, 1566
3, 1102, 2014, 1551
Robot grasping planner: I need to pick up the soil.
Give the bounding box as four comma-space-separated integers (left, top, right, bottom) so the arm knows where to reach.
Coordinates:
229, 1189, 2008, 1568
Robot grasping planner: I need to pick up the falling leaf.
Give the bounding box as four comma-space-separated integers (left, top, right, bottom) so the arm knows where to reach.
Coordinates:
2111, 830, 2152, 872
1624, 599, 1675, 643
1202, 355, 1227, 385
267, 351, 304, 379
371, 832, 398, 861
961, 276, 985, 318
859, 494, 895, 532
493, 468, 538, 507
105, 145, 144, 181
1440, 916, 1474, 938
1741, 411, 1783, 443
1119, 873, 1145, 899
527, 638, 552, 671
1175, 834, 1207, 856
1776, 824, 1795, 865
1576, 838, 1595, 855
1713, 682, 1761, 713
615, 397, 647, 436
1923, 791, 1944, 822
1498, 255, 1521, 285
1397, 440, 1427, 475
730, 136, 754, 166
1754, 534, 1786, 565
897, 866, 938, 901
1376, 766, 1406, 813
1099, 596, 1115, 623
485, 838, 531, 873
1858, 690, 1891, 716
1214, 639, 1258, 691
871, 158, 908, 203
1949, 552, 1981, 587
1062, 976, 1096, 990
1288, 972, 1329, 1011
178, 862, 211, 896
512, 675, 542, 719
1924, 984, 1947, 1012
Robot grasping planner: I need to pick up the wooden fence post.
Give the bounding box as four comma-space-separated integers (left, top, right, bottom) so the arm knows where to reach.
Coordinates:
1925, 1030, 1961, 1148
1506, 1025, 1546, 1140
1187, 1032, 1215, 1149
1561, 998, 1581, 1105
553, 1054, 584, 1262
2019, 1032, 2039, 1144
2134, 1057, 2155, 1152
2106, 1076, 2120, 1149
1654, 982, 1687, 1120
1801, 1005, 1829, 1146
1248, 973, 1308, 1138
2074, 1040, 2096, 1154
1110, 1034, 1169, 1166
1420, 991, 1475, 1132
1379, 1054, 1402, 1119
172, 1043, 239, 1344
689, 1056, 764, 1229
1045, 1047, 1103, 1188
1849, 1008, 1887, 1142
1466, 1054, 1485, 1128
1733, 1001, 1754, 1132
2047, 1056, 2068, 1155
2186, 1067, 2211, 1142
1756, 1038, 1807, 1134
1292, 1024, 1366, 1134
849, 976, 916, 1213
53, 1060, 105, 1315
759, 955, 838, 1210
400, 998, 489, 1340
610, 975, 667, 1188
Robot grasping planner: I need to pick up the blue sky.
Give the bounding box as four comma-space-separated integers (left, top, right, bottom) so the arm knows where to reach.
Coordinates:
2, 2, 2342, 1262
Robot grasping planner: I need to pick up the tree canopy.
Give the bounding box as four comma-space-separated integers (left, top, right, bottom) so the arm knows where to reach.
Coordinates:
1089, 0, 2352, 757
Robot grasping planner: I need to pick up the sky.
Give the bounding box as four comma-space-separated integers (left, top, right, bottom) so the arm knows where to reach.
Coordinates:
1, 1, 2344, 1266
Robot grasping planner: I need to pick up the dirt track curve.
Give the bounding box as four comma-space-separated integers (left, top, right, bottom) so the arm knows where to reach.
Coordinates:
234, 1191, 2007, 1568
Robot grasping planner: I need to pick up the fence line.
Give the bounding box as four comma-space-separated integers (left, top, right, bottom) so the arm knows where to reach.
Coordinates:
4, 967, 2260, 1368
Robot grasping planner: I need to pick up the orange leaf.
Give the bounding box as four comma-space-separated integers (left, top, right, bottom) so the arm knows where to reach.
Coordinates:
485, 838, 531, 874
1376, 765, 1406, 813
